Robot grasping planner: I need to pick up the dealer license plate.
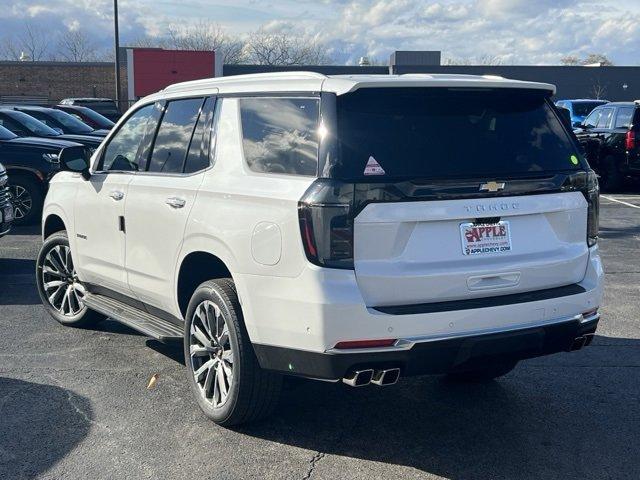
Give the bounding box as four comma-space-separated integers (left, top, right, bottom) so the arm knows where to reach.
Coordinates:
460, 221, 512, 256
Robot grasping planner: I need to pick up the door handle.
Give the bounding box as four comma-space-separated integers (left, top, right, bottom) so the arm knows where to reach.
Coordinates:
109, 190, 124, 201
165, 196, 186, 209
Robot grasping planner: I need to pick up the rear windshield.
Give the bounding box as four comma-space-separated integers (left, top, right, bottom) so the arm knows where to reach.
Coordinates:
334, 88, 583, 181
572, 101, 606, 117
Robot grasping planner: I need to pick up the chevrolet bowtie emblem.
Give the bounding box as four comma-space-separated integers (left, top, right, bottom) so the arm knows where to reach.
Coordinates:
479, 181, 506, 192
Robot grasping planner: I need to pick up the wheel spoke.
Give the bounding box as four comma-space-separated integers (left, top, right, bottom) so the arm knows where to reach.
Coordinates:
48, 284, 65, 307
203, 364, 215, 399
190, 344, 210, 357
47, 253, 66, 276
44, 280, 65, 291
216, 364, 228, 400
192, 325, 210, 347
43, 266, 64, 277
193, 359, 215, 381
218, 323, 229, 347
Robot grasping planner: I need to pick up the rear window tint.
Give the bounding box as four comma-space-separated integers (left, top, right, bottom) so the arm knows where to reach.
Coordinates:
239, 97, 319, 176
334, 88, 582, 181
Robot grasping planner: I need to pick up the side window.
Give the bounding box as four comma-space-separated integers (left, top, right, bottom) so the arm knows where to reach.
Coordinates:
596, 108, 614, 128
100, 104, 154, 171
614, 107, 634, 129
147, 98, 203, 173
0, 115, 27, 135
184, 97, 215, 174
239, 97, 319, 176
583, 109, 601, 128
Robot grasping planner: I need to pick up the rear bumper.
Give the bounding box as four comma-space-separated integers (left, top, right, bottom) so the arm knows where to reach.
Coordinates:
253, 314, 600, 380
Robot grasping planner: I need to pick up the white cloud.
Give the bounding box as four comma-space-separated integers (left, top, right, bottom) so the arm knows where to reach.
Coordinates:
1, 0, 640, 65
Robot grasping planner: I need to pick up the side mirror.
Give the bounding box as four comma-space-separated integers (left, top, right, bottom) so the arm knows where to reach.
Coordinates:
59, 145, 91, 180
573, 121, 583, 128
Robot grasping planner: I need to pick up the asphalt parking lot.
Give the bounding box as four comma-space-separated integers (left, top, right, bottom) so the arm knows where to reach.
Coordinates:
1, 194, 639, 480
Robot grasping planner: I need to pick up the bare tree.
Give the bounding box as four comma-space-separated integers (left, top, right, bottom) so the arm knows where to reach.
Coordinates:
560, 55, 580, 66
166, 21, 246, 64
582, 53, 614, 66
1, 21, 49, 61
57, 30, 101, 62
443, 55, 502, 66
560, 53, 614, 66
244, 30, 331, 66
590, 78, 607, 99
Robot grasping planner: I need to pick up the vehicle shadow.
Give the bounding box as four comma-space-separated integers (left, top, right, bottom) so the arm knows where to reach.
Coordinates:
0, 377, 92, 479
2, 224, 40, 236
237, 335, 640, 480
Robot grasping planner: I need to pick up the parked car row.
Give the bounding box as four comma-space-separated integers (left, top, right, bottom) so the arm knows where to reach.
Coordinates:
0, 100, 118, 226
556, 98, 640, 191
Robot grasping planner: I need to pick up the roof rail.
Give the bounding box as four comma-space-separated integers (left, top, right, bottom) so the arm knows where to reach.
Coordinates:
163, 71, 328, 92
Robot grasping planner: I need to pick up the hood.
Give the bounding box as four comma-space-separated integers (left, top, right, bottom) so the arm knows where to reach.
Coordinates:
5, 136, 83, 149
56, 134, 103, 147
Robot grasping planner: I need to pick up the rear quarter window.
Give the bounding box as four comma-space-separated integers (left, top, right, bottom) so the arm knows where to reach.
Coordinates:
239, 97, 320, 176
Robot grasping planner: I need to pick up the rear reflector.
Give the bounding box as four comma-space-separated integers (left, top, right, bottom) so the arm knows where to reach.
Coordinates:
334, 339, 397, 349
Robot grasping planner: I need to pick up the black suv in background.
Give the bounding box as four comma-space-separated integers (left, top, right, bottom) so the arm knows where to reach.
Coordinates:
574, 102, 640, 191
59, 98, 122, 121
0, 162, 13, 237
10, 106, 109, 138
0, 124, 82, 224
0, 109, 102, 151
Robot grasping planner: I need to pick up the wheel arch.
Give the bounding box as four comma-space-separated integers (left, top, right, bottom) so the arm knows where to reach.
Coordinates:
6, 167, 46, 186
43, 213, 67, 239
176, 249, 238, 320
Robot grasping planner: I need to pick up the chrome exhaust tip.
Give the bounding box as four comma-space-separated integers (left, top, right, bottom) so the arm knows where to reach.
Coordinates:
371, 368, 401, 386
342, 369, 374, 387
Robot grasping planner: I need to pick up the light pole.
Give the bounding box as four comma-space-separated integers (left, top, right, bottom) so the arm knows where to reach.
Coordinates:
113, 0, 122, 110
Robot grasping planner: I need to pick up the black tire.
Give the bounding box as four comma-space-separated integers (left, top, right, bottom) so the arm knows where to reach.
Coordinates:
446, 360, 518, 383
10, 175, 43, 226
184, 279, 282, 426
599, 155, 624, 192
36, 231, 105, 326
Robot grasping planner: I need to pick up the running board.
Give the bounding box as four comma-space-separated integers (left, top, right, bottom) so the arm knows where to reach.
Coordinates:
83, 293, 183, 341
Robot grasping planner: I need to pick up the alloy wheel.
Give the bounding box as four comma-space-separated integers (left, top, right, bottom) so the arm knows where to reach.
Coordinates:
189, 300, 234, 408
41, 244, 85, 316
10, 185, 32, 220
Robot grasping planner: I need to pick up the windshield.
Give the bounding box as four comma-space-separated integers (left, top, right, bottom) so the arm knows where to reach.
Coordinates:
46, 109, 94, 133
572, 102, 606, 117
333, 88, 583, 181
76, 107, 114, 128
8, 111, 61, 136
0, 125, 17, 140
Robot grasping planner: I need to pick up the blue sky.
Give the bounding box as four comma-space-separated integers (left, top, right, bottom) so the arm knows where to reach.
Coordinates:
2, 0, 640, 64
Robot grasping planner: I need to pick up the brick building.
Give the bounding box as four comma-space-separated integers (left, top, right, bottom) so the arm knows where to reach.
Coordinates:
0, 61, 126, 106
2, 51, 640, 107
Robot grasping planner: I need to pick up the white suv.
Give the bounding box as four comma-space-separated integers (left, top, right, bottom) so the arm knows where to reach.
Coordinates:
37, 72, 604, 426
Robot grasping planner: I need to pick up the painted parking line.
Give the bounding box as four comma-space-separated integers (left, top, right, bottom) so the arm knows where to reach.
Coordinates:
601, 195, 640, 209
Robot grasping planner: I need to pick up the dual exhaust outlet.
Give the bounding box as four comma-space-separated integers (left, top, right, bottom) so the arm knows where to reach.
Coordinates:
342, 368, 401, 387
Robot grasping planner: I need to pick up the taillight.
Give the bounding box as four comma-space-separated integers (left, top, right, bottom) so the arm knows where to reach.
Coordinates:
298, 180, 355, 269
585, 170, 599, 247
626, 130, 636, 151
